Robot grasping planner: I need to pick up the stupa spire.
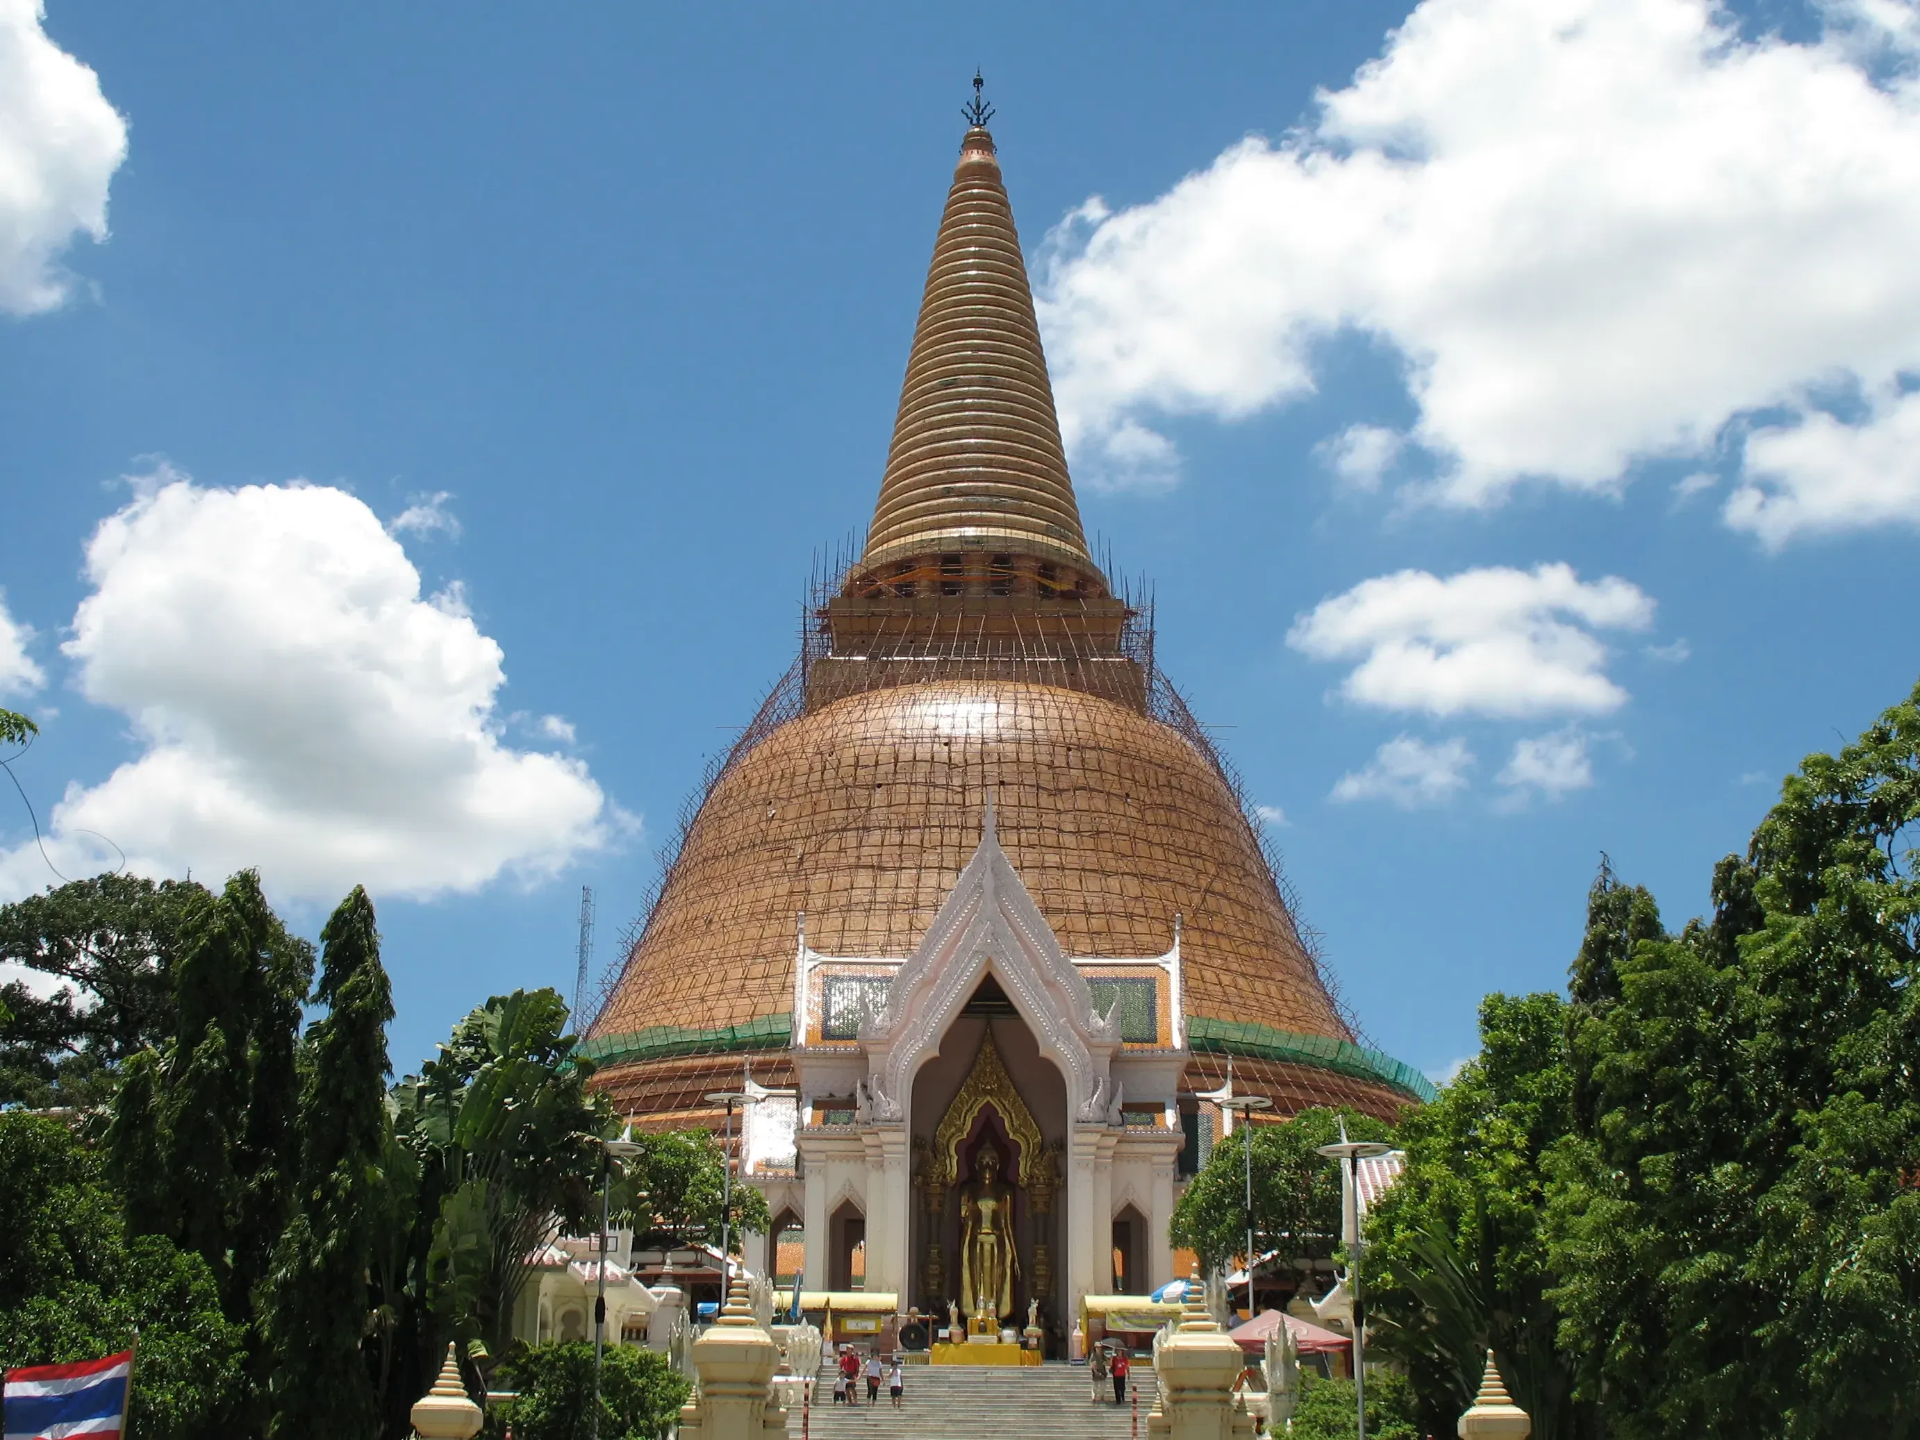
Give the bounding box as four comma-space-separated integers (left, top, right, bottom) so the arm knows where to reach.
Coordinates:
858, 82, 1098, 581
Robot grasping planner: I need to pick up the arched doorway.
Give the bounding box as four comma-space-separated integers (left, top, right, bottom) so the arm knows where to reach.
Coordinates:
1111, 1204, 1149, 1295
829, 1199, 866, 1292
909, 990, 1068, 1337
771, 1207, 805, 1289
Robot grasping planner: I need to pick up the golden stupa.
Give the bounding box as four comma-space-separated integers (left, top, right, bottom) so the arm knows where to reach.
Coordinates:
586, 110, 1424, 1135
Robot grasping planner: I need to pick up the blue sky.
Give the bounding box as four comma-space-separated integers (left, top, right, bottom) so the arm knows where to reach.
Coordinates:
3, 0, 1918, 1080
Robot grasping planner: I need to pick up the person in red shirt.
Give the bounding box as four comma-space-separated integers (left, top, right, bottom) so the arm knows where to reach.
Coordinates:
1111, 1348, 1130, 1405
838, 1345, 861, 1405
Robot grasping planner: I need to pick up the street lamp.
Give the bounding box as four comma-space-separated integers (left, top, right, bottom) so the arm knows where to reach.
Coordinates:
704, 1091, 753, 1290
1217, 1094, 1272, 1324
592, 1132, 642, 1440
1316, 1125, 1394, 1440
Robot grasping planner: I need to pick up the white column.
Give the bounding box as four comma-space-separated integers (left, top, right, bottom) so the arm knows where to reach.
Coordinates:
1066, 1127, 1103, 1307
1150, 1159, 1178, 1292
801, 1150, 827, 1294
860, 1127, 910, 1300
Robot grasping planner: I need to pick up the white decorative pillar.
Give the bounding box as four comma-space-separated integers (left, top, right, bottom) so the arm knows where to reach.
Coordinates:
678, 1274, 788, 1440
801, 1148, 827, 1295
861, 1125, 911, 1298
1150, 1158, 1177, 1291
1066, 1126, 1103, 1307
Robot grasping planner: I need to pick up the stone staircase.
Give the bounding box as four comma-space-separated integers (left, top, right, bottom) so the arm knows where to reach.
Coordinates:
786, 1358, 1159, 1440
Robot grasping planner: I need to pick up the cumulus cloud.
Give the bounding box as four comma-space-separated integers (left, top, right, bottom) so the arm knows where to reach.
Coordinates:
1496, 728, 1595, 803
1316, 424, 1404, 493
1036, 0, 1920, 531
1727, 387, 1920, 546
0, 475, 615, 903
1288, 564, 1654, 719
0, 590, 45, 698
1331, 735, 1474, 808
0, 0, 128, 314
1253, 803, 1290, 828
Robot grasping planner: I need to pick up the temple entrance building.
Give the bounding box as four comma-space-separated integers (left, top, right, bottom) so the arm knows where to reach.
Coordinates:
582, 100, 1431, 1352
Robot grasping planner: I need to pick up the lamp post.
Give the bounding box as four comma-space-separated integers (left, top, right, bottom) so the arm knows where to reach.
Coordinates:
1217, 1095, 1272, 1323
704, 1091, 753, 1290
1315, 1126, 1394, 1440
592, 1133, 642, 1440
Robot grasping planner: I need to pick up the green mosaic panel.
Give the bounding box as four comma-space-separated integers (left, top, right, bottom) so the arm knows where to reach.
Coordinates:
1088, 976, 1158, 1043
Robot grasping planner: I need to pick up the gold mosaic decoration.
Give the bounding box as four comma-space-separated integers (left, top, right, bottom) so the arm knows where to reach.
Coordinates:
932, 1025, 1044, 1187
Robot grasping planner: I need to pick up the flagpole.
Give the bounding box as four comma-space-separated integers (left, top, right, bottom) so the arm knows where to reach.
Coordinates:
126, 1330, 140, 1439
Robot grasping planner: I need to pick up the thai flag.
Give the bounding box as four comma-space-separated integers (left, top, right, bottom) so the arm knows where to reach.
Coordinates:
3, 1351, 133, 1440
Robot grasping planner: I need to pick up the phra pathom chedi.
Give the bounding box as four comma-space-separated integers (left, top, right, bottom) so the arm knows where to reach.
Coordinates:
574, 82, 1432, 1360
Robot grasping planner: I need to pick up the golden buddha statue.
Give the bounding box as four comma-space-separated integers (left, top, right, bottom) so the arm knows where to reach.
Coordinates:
958, 1146, 1018, 1323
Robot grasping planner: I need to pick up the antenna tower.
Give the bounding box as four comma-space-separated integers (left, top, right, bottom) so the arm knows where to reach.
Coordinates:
573, 884, 595, 1021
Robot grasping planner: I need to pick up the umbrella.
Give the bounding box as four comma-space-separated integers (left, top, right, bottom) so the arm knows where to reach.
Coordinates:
1226, 1309, 1350, 1356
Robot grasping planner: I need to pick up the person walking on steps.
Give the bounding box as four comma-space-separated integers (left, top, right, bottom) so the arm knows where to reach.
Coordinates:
839, 1345, 860, 1405
1112, 1347, 1130, 1406
865, 1350, 883, 1405
1090, 1345, 1109, 1403
889, 1355, 905, 1409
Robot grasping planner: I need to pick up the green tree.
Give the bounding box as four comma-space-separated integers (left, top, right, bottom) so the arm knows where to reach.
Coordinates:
1365, 992, 1591, 1440
0, 706, 36, 746
0, 1113, 245, 1440
498, 1342, 690, 1440
0, 874, 203, 1107
102, 870, 314, 1439
621, 1127, 771, 1250
379, 989, 612, 1434
1284, 1370, 1418, 1440
1546, 679, 1920, 1439
262, 886, 396, 1440
1170, 1105, 1394, 1271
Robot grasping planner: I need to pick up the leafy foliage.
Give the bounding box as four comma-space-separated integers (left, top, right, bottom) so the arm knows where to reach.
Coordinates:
0, 874, 204, 1107
621, 1127, 771, 1247
380, 989, 613, 1432
1170, 1106, 1394, 1270
103, 870, 314, 1319
262, 886, 396, 1440
498, 1342, 690, 1440
1544, 678, 1920, 1439
1365, 992, 1591, 1440
0, 706, 36, 746
0, 1113, 245, 1440
1283, 1370, 1418, 1440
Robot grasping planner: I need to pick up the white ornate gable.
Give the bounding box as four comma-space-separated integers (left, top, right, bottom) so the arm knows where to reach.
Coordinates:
862, 804, 1121, 1122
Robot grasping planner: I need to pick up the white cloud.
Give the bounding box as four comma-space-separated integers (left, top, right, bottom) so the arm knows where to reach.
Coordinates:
1036, 0, 1920, 528
1316, 424, 1404, 493
1253, 803, 1290, 828
0, 590, 45, 698
0, 475, 616, 903
1331, 734, 1474, 808
1288, 563, 1654, 719
1426, 1055, 1472, 1085
538, 714, 577, 744
0, 0, 128, 314
389, 490, 462, 540
1644, 638, 1691, 663
1497, 727, 1595, 802
1671, 473, 1719, 506
1726, 387, 1920, 546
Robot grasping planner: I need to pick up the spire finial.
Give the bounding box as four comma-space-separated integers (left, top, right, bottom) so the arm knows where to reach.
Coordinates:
963, 69, 995, 127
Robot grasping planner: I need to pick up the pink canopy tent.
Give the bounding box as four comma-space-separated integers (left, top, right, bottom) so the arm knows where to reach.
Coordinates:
1226, 1309, 1351, 1356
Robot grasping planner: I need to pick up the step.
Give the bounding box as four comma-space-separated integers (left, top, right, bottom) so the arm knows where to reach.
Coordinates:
787, 1361, 1161, 1440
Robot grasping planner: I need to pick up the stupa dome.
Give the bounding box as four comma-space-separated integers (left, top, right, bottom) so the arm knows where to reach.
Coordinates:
595, 679, 1339, 1039
584, 109, 1427, 1127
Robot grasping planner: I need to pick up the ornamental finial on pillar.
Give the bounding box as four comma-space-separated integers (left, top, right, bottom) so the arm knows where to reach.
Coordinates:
1458, 1351, 1531, 1438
